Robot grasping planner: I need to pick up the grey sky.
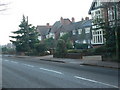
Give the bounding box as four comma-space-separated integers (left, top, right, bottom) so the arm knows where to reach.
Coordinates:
0, 0, 93, 45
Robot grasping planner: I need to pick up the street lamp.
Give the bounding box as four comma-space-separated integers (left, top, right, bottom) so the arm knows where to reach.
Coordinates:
114, 2, 119, 61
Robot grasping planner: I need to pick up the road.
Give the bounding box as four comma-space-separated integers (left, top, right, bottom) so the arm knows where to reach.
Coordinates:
2, 55, 119, 88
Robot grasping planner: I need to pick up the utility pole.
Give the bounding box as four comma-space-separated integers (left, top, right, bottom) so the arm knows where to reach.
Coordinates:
114, 2, 119, 61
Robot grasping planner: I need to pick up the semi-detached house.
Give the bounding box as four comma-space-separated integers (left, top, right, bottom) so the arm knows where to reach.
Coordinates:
36, 17, 93, 49
88, 0, 105, 46
36, 23, 52, 41
88, 0, 120, 47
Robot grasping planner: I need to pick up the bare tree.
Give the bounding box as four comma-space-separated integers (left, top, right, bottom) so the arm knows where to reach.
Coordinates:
0, 1, 9, 12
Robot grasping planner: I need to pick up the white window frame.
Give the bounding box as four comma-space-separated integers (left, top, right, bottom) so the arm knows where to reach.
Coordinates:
49, 33, 55, 39
38, 36, 42, 41
85, 28, 90, 34
72, 30, 76, 35
91, 29, 104, 44
46, 34, 49, 39
83, 40, 87, 44
60, 32, 66, 37
78, 29, 82, 34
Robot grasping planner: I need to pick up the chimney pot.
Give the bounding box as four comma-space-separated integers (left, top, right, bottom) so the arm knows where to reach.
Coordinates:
46, 23, 50, 28
81, 18, 84, 21
46, 23, 49, 26
60, 17, 64, 24
85, 17, 89, 20
60, 17, 63, 21
72, 17, 75, 22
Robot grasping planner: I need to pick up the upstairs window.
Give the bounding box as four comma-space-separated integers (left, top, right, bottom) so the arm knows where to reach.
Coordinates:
72, 30, 76, 35
78, 29, 82, 34
85, 28, 90, 33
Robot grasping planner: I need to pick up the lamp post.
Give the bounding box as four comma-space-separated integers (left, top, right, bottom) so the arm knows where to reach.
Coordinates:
114, 2, 119, 61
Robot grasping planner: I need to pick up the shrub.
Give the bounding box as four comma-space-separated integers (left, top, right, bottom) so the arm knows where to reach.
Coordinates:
66, 41, 73, 49
54, 39, 67, 58
36, 43, 47, 56
74, 43, 88, 49
67, 49, 82, 53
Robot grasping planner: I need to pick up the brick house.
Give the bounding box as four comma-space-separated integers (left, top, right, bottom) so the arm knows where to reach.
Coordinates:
104, 1, 120, 26
59, 17, 92, 48
88, 0, 105, 47
37, 17, 92, 49
88, 0, 120, 48
49, 17, 71, 40
36, 23, 52, 41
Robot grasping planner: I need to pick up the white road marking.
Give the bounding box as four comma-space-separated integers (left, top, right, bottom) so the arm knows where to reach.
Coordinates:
74, 76, 118, 88
4, 60, 9, 62
26, 64, 34, 67
23, 64, 34, 67
10, 61, 18, 64
39, 68, 63, 75
23, 64, 29, 66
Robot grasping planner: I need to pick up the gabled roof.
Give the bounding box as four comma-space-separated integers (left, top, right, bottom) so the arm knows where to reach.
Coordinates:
50, 18, 71, 33
81, 19, 92, 28
88, 0, 104, 14
37, 26, 51, 36
60, 23, 76, 32
50, 21, 62, 33
75, 20, 86, 29
88, 1, 95, 14
60, 19, 92, 33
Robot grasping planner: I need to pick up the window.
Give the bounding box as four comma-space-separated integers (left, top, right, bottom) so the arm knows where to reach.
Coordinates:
46, 35, 49, 39
85, 28, 90, 33
60, 32, 66, 37
72, 30, 76, 35
49, 33, 55, 39
92, 30, 104, 44
38, 36, 42, 41
78, 29, 82, 34
83, 40, 86, 44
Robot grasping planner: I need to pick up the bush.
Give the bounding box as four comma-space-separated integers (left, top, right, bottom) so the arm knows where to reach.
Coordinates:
54, 39, 67, 58
74, 43, 88, 49
66, 41, 73, 49
67, 49, 82, 53
94, 46, 106, 54
36, 43, 47, 56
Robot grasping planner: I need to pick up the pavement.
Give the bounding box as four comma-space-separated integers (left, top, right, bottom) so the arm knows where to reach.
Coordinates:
12, 55, 120, 69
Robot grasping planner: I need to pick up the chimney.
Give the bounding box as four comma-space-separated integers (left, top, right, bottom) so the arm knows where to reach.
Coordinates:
85, 17, 89, 20
46, 23, 50, 28
72, 17, 75, 22
81, 18, 84, 21
60, 17, 64, 24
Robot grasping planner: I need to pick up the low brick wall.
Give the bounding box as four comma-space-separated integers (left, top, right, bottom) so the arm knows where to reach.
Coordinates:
82, 55, 102, 61
65, 53, 82, 59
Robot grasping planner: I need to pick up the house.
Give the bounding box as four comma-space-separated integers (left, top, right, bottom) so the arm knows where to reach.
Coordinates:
105, 1, 120, 26
88, 0, 120, 47
49, 17, 71, 40
59, 17, 92, 48
36, 23, 52, 41
36, 16, 92, 49
88, 0, 105, 47
74, 18, 92, 48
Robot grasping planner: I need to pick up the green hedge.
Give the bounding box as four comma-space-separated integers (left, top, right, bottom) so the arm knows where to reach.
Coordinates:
74, 43, 88, 49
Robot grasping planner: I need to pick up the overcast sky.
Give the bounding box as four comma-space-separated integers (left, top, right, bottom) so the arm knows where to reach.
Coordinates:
0, 0, 93, 45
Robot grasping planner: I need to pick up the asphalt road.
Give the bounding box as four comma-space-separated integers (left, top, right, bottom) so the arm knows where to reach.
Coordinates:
2, 55, 119, 88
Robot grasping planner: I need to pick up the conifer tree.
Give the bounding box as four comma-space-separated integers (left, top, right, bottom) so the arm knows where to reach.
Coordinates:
10, 15, 39, 54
